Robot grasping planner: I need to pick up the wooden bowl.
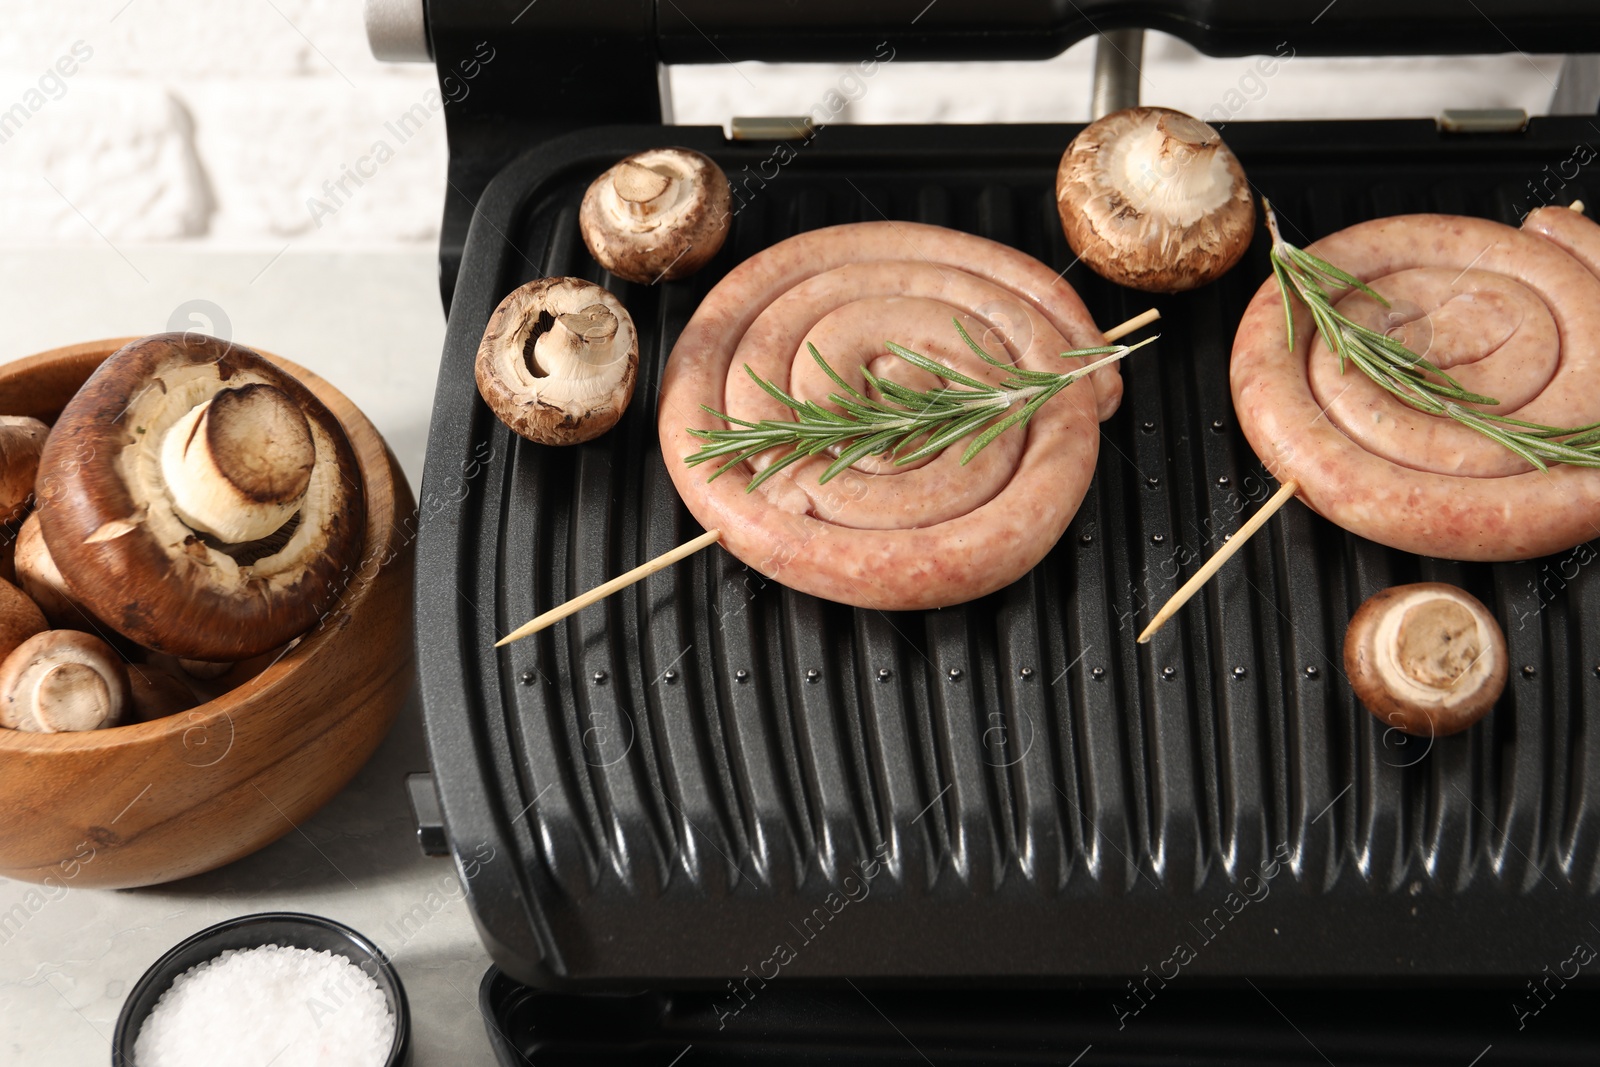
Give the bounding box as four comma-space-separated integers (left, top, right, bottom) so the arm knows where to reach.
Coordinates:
0, 338, 416, 888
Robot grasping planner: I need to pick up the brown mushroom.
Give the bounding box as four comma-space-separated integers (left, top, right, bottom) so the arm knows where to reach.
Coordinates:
579, 148, 731, 284
0, 577, 46, 663
13, 513, 101, 630
126, 661, 201, 723
33, 333, 365, 661
177, 658, 232, 680
1056, 107, 1254, 293
0, 416, 48, 524
0, 630, 130, 732
0, 527, 16, 586
476, 277, 640, 445
1345, 582, 1507, 738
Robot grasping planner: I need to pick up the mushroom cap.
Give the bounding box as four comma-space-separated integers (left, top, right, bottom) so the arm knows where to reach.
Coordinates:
127, 659, 200, 722
0, 577, 46, 663
34, 333, 366, 661
1056, 106, 1254, 293
579, 147, 731, 284
0, 415, 48, 524
13, 512, 103, 632
476, 277, 640, 446
1344, 582, 1507, 738
0, 629, 130, 732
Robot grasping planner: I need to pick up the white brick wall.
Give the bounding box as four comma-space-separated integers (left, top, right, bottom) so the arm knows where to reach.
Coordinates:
0, 1, 446, 247
0, 2, 1566, 249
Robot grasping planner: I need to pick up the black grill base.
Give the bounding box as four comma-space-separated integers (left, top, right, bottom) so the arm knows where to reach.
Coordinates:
479, 966, 1600, 1065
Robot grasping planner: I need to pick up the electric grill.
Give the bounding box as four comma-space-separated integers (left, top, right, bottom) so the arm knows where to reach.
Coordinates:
383, 1, 1600, 1058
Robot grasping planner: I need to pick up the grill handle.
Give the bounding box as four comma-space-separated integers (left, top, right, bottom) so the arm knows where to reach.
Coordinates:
659, 0, 1599, 60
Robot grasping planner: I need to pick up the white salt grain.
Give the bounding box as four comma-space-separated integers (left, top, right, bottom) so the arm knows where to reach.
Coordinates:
134, 943, 395, 1067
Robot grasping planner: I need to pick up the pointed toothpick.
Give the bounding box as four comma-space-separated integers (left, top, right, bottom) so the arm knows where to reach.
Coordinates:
1103, 307, 1160, 343
1137, 480, 1299, 644
495, 529, 722, 647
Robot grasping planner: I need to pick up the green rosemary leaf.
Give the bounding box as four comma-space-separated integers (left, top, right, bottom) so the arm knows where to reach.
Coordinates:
694, 404, 761, 432
1271, 256, 1298, 351
900, 404, 1010, 464
808, 343, 875, 406
952, 319, 1013, 370
744, 363, 809, 414
819, 427, 906, 484
1264, 199, 1600, 471
866, 372, 941, 409
882, 340, 992, 389
746, 446, 819, 491
1449, 407, 1551, 472
687, 320, 1155, 490
1289, 245, 1388, 305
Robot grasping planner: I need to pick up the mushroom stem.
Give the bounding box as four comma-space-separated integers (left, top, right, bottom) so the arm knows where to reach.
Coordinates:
612, 161, 679, 223
1119, 114, 1231, 223
160, 384, 315, 544
0, 630, 129, 732
532, 304, 623, 380
1346, 583, 1506, 737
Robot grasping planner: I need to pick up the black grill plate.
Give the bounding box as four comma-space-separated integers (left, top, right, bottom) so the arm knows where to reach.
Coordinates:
418, 118, 1600, 989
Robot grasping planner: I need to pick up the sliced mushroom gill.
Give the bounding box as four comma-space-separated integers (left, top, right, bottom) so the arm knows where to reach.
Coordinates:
476, 277, 640, 446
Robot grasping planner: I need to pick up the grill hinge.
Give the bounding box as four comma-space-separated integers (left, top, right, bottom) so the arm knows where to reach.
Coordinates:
1437, 108, 1529, 133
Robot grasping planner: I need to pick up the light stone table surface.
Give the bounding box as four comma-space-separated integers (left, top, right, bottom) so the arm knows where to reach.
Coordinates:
0, 247, 501, 1066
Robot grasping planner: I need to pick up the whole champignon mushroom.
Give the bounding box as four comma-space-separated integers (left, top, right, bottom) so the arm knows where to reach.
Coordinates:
126, 660, 200, 723
0, 416, 48, 524
1345, 582, 1507, 738
0, 630, 130, 732
13, 513, 100, 631
476, 277, 640, 446
34, 333, 365, 661
0, 577, 47, 663
177, 657, 231, 680
1056, 107, 1254, 293
579, 148, 731, 284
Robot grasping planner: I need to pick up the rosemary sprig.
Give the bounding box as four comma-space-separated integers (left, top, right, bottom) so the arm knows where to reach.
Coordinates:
1264, 199, 1600, 471
686, 320, 1156, 491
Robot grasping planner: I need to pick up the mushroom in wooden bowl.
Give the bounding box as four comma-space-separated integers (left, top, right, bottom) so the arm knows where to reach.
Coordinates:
0, 336, 415, 888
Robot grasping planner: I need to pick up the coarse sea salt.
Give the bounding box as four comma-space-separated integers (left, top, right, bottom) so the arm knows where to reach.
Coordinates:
133, 943, 395, 1067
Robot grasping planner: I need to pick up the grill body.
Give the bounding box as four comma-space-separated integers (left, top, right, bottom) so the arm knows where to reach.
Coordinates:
418, 118, 1600, 990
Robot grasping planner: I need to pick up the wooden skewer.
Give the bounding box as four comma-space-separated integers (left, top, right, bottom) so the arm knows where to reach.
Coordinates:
1137, 480, 1299, 645
495, 529, 722, 647
494, 310, 1164, 650
1104, 307, 1160, 343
